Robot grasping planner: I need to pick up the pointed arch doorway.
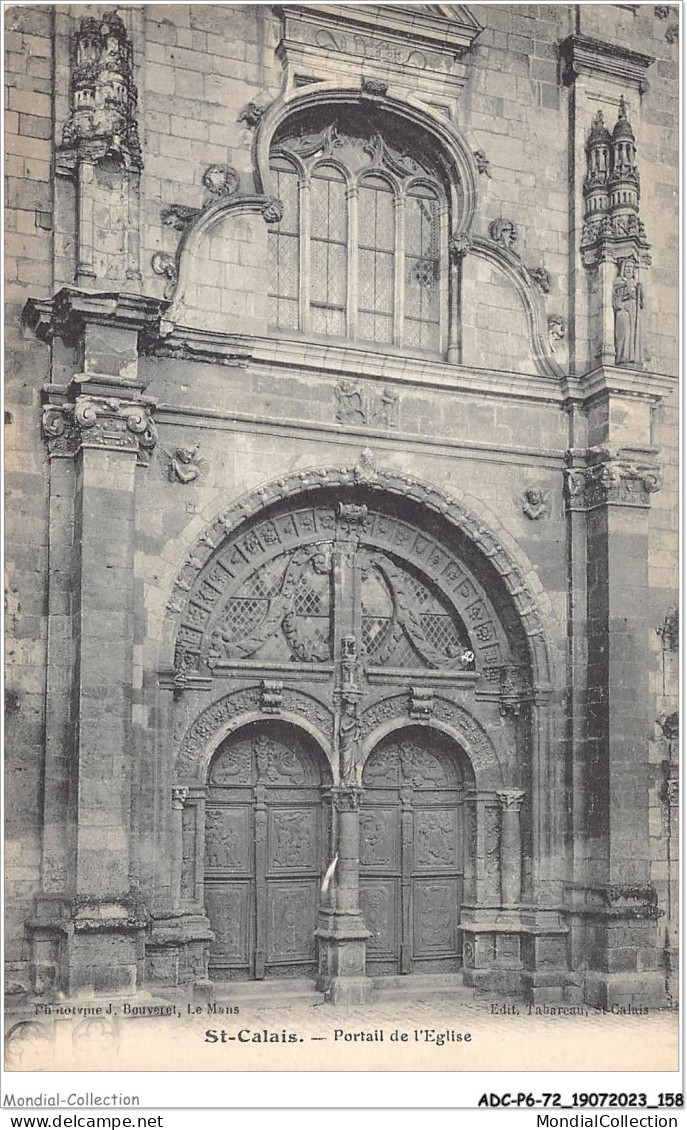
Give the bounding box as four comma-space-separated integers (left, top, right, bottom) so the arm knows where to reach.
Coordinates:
360, 727, 468, 976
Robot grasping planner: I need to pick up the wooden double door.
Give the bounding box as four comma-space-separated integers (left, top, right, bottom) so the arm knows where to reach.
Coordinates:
204, 722, 329, 981
204, 723, 464, 982
360, 733, 464, 975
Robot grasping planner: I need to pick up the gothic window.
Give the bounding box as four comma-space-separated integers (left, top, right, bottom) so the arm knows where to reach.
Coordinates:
268, 112, 450, 355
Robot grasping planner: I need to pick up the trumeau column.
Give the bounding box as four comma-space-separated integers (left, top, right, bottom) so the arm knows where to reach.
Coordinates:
315, 506, 371, 1004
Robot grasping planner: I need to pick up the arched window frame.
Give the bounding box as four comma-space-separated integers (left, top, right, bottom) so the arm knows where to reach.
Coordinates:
268, 130, 451, 356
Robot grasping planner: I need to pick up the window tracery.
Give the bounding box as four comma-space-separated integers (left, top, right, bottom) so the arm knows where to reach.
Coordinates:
268, 111, 450, 354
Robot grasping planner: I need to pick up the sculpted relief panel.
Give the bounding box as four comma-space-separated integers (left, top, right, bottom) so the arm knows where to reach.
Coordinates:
174, 504, 506, 677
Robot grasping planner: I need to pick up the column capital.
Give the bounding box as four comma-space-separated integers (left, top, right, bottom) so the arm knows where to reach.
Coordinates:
497, 788, 526, 812
41, 393, 158, 464
564, 446, 661, 510
327, 786, 364, 813
172, 787, 189, 810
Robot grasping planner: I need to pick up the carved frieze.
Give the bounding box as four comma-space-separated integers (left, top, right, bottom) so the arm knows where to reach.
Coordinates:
565, 448, 661, 510
335, 381, 399, 429
41, 397, 157, 464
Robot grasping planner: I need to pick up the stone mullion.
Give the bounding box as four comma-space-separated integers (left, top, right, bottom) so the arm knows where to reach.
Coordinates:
299, 179, 311, 334
393, 193, 404, 347
347, 185, 358, 339
438, 202, 450, 356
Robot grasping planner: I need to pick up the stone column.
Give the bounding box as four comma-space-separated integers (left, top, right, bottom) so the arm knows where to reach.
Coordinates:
566, 441, 666, 1007
498, 790, 525, 906
170, 788, 189, 911
315, 787, 371, 1004
33, 380, 157, 997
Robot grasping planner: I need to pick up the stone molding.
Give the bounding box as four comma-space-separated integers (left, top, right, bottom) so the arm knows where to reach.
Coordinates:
23, 288, 164, 346
559, 34, 654, 92
564, 446, 662, 510
274, 4, 483, 105
470, 237, 564, 382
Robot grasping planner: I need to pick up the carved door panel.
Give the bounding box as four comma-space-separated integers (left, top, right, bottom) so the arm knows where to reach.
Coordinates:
205, 725, 326, 981
360, 736, 463, 974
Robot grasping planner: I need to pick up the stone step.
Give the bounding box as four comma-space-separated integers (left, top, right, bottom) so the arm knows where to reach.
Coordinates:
211, 977, 322, 1005
372, 973, 474, 998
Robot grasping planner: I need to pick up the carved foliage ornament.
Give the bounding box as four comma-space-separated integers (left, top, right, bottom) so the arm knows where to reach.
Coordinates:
42, 397, 157, 463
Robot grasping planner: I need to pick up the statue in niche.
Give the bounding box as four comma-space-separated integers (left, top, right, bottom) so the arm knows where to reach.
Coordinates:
339, 697, 362, 785
613, 258, 644, 366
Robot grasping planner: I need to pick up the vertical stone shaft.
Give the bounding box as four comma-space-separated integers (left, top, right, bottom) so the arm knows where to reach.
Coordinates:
73, 445, 137, 897
335, 803, 361, 914
498, 790, 525, 905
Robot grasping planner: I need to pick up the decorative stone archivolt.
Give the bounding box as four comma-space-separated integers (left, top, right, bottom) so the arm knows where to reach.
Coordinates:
162, 461, 553, 687
358, 694, 504, 790
469, 237, 564, 381
174, 686, 334, 782
254, 85, 480, 240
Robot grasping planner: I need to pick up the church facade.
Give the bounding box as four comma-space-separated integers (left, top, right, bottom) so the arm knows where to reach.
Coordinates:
5, 3, 679, 1009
